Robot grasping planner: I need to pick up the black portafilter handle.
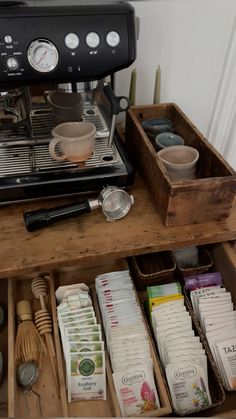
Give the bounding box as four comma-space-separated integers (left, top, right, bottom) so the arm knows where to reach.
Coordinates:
23, 200, 91, 232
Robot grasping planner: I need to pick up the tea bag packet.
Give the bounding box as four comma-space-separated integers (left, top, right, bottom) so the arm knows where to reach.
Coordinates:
96, 270, 160, 416
68, 341, 104, 353
185, 272, 223, 292
56, 283, 90, 304
68, 351, 106, 402
206, 327, 236, 390
65, 324, 101, 338
190, 285, 226, 320
206, 318, 236, 333
56, 284, 106, 402
215, 336, 236, 390
147, 283, 183, 319
199, 301, 234, 331
203, 311, 236, 334
112, 363, 160, 417
166, 361, 212, 415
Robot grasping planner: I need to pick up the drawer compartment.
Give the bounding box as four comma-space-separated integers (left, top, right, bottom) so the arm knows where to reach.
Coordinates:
53, 262, 172, 417
8, 276, 64, 418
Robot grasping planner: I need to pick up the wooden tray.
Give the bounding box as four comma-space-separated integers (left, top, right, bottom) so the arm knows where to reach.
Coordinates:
125, 104, 236, 227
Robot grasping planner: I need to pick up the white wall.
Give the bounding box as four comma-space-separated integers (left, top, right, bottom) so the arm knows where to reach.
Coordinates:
116, 0, 236, 140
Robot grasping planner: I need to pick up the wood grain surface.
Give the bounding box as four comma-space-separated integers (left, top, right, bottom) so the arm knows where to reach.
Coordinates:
0, 174, 236, 279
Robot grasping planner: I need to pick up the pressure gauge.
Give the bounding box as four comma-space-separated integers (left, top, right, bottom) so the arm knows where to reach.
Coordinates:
65, 33, 79, 50
27, 39, 59, 73
106, 31, 120, 48
86, 32, 100, 49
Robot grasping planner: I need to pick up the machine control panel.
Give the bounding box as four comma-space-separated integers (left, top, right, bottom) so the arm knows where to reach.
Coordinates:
0, 3, 136, 86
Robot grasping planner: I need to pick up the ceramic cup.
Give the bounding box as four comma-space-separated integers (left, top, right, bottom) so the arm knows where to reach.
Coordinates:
49, 121, 96, 163
157, 145, 199, 181
141, 117, 175, 142
154, 132, 185, 151
46, 91, 84, 122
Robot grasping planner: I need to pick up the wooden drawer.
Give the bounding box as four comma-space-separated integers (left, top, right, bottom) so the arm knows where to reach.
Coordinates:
1, 247, 236, 418
6, 260, 171, 418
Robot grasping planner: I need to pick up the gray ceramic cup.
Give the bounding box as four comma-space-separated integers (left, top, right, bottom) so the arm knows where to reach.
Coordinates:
155, 132, 185, 151
46, 91, 84, 122
157, 145, 199, 181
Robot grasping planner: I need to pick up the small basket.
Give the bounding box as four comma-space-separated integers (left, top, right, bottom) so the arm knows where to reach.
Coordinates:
175, 245, 213, 277
128, 251, 176, 291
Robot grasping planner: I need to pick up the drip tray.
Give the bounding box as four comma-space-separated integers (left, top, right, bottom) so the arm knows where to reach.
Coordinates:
0, 137, 122, 177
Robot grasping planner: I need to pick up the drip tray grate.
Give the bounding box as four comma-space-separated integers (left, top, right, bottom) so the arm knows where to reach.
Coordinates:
0, 137, 122, 178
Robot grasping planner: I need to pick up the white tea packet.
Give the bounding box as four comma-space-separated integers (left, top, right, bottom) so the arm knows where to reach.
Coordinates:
113, 363, 160, 417
166, 362, 212, 415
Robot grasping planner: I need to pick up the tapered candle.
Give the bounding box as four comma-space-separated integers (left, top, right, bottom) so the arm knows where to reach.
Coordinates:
153, 65, 161, 104
129, 68, 137, 106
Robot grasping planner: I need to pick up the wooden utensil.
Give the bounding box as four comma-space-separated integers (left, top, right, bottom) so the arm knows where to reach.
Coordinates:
34, 309, 60, 397
15, 300, 45, 368
31, 276, 60, 397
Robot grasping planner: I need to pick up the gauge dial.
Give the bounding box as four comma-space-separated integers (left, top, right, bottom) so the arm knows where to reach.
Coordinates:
86, 32, 100, 49
27, 39, 59, 73
106, 31, 120, 48
65, 32, 79, 50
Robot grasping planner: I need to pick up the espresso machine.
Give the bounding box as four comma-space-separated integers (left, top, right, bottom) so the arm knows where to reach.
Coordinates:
0, 0, 137, 204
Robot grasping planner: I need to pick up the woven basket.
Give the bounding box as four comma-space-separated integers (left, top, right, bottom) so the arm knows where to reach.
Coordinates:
128, 251, 176, 291
175, 245, 213, 277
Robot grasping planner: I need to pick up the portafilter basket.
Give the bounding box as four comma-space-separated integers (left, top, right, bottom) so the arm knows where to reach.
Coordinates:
23, 186, 134, 232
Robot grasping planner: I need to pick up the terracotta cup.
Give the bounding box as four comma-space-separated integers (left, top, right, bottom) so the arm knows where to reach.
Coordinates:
50, 121, 96, 163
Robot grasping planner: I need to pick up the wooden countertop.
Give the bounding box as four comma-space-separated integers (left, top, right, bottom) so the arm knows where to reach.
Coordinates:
0, 174, 236, 279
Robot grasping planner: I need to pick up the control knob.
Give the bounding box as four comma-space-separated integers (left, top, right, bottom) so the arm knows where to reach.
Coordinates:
6, 56, 19, 71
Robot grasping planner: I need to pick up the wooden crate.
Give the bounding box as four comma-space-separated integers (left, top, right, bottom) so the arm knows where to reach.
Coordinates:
125, 104, 236, 227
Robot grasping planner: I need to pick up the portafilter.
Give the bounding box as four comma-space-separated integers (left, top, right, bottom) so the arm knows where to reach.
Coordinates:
23, 186, 134, 232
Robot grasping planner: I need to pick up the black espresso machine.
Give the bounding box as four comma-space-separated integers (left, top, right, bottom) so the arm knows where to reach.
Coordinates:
0, 0, 137, 204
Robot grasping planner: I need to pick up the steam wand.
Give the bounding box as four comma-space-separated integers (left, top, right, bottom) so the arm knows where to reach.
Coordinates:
103, 84, 130, 147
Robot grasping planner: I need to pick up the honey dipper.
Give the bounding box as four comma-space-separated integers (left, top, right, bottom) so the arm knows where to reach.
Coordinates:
31, 276, 55, 356
31, 277, 60, 397
34, 309, 60, 397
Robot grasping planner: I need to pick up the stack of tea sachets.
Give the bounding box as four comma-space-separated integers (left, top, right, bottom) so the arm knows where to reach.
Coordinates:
148, 282, 212, 415
95, 270, 160, 417
187, 273, 236, 391
56, 283, 106, 402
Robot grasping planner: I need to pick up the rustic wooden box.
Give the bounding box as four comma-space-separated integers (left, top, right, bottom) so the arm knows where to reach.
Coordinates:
125, 104, 236, 226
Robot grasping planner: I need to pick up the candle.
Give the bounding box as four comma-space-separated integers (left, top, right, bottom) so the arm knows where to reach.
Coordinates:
153, 65, 161, 104
129, 68, 137, 106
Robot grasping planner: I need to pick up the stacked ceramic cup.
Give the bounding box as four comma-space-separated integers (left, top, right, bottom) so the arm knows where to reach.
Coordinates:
141, 117, 199, 181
